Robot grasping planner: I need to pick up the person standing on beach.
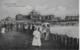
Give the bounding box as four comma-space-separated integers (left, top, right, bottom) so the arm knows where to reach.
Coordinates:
1, 24, 6, 34
45, 24, 50, 40
32, 26, 41, 48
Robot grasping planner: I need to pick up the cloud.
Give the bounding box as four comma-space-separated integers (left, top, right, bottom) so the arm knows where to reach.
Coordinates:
18, 5, 33, 15
0, 0, 79, 19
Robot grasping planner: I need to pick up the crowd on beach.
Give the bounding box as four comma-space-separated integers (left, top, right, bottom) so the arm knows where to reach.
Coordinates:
0, 22, 79, 49
0, 22, 50, 48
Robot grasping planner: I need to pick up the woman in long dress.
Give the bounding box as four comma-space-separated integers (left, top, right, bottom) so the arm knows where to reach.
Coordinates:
1, 23, 6, 34
32, 26, 41, 48
1, 27, 6, 34
41, 25, 46, 39
45, 24, 50, 40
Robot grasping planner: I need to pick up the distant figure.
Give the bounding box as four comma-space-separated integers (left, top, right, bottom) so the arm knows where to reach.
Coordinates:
41, 25, 46, 39
7, 23, 10, 32
1, 25, 6, 34
10, 23, 13, 31
32, 27, 41, 48
27, 24, 35, 37
27, 24, 30, 30
30, 24, 35, 32
18, 24, 21, 32
45, 24, 50, 40
41, 24, 50, 40
24, 25, 28, 31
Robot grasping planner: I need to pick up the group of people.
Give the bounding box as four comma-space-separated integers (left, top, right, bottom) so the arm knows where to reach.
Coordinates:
0, 23, 13, 34
26, 23, 50, 48
22, 23, 50, 47
0, 22, 50, 48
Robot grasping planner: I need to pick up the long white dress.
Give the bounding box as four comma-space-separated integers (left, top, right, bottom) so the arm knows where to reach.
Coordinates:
24, 25, 28, 29
1, 27, 6, 34
32, 30, 41, 46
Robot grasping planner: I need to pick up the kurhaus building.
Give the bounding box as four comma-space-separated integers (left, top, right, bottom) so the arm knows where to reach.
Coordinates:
15, 10, 79, 25
15, 10, 59, 23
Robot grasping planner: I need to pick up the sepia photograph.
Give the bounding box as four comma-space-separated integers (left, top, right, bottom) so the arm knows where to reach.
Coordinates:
0, 0, 79, 50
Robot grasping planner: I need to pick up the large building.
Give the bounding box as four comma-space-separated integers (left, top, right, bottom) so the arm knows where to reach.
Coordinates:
65, 16, 79, 21
15, 10, 79, 25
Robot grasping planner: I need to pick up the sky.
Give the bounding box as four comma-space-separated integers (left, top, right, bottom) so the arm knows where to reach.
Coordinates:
0, 0, 79, 19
